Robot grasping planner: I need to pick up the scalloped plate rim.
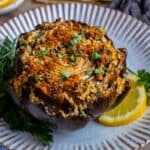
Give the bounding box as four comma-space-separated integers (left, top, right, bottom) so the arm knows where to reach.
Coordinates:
0, 3, 150, 150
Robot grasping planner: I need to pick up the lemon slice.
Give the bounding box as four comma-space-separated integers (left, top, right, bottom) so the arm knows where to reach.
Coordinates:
0, 0, 15, 9
98, 73, 147, 126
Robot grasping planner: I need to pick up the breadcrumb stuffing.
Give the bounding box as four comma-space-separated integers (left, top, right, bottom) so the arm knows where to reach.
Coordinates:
10, 19, 130, 118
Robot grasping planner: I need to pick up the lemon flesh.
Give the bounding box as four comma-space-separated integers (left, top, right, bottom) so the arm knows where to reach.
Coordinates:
0, 0, 15, 9
98, 73, 147, 126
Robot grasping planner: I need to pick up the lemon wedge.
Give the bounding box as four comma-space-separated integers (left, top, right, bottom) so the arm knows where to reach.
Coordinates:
0, 0, 15, 9
98, 73, 147, 126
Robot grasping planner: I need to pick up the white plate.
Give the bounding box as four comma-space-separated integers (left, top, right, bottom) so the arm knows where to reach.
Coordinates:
0, 0, 24, 15
0, 3, 150, 150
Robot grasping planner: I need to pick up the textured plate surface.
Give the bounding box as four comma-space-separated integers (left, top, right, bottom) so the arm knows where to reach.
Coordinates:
0, 3, 150, 150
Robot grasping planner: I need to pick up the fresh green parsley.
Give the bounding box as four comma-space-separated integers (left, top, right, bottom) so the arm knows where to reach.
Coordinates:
70, 33, 83, 45
94, 68, 104, 75
0, 37, 16, 82
60, 70, 70, 79
58, 53, 64, 58
37, 50, 49, 57
138, 69, 150, 104
0, 37, 54, 145
1, 101, 54, 145
91, 51, 101, 61
138, 70, 150, 92
69, 54, 76, 62
67, 33, 84, 52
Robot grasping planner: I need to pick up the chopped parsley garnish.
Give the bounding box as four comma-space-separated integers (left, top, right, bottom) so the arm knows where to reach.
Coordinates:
37, 50, 49, 57
70, 33, 84, 45
58, 53, 64, 58
69, 54, 76, 62
91, 51, 101, 60
0, 37, 54, 145
60, 70, 70, 79
20, 44, 27, 50
67, 33, 84, 52
94, 68, 104, 75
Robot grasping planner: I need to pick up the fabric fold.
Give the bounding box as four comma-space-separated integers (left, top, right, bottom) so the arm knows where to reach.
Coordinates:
110, 0, 150, 25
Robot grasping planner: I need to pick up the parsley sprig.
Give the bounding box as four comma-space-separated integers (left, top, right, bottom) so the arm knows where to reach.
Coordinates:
138, 69, 150, 104
0, 37, 54, 145
138, 70, 150, 92
0, 37, 16, 82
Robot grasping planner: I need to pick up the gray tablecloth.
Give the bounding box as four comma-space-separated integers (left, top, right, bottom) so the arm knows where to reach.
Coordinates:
110, 0, 150, 25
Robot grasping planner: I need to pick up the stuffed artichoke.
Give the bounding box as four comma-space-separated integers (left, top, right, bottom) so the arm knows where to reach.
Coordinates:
9, 19, 130, 122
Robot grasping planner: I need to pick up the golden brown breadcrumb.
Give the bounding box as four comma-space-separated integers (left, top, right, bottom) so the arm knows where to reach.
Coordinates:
10, 19, 130, 119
